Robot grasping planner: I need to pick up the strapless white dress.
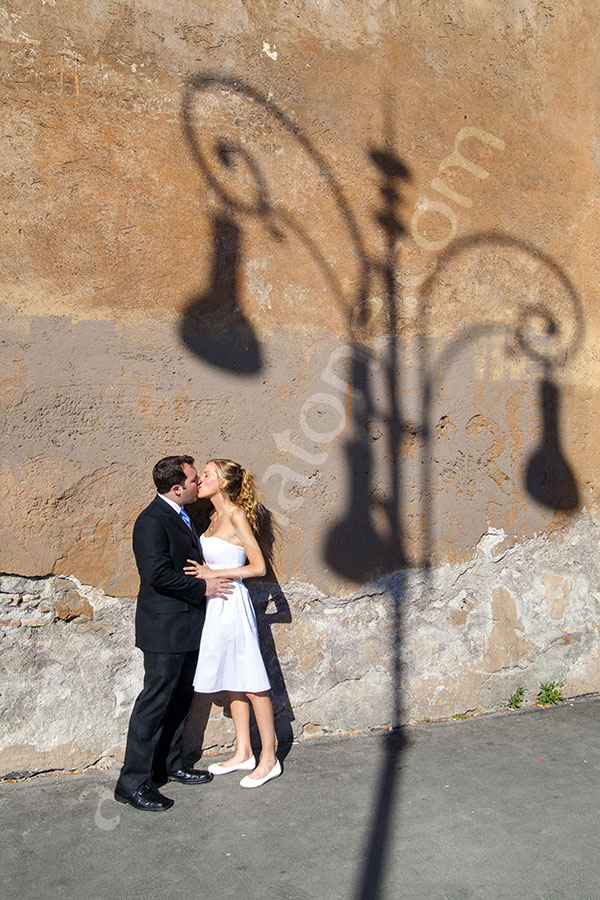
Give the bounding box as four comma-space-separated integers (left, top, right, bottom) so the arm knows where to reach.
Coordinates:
193, 535, 271, 693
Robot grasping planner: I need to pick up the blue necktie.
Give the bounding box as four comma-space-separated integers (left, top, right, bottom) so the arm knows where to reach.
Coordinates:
179, 507, 193, 531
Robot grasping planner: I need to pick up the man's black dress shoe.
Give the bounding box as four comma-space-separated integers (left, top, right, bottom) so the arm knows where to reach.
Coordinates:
167, 766, 214, 785
114, 782, 174, 811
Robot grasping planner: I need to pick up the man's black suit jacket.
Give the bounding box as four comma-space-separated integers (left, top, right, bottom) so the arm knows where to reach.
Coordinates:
132, 496, 207, 653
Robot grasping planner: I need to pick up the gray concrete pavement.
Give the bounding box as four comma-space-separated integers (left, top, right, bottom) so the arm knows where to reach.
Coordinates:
2, 697, 599, 900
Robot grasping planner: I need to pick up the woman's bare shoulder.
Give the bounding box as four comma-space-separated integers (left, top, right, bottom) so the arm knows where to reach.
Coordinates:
230, 505, 249, 526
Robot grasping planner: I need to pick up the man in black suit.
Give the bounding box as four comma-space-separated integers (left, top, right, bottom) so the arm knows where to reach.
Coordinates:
114, 455, 233, 812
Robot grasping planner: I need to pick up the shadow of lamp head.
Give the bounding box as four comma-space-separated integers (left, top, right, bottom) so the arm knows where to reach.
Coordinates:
323, 352, 407, 581
515, 306, 580, 512
178, 212, 262, 375
324, 483, 408, 582
524, 374, 580, 511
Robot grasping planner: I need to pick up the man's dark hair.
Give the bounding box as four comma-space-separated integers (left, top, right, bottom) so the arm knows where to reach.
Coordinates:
152, 455, 195, 494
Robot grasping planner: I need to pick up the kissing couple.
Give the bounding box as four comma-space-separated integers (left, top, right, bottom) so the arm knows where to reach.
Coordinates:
114, 454, 281, 812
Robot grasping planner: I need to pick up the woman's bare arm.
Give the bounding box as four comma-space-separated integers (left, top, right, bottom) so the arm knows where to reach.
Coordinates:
184, 508, 266, 580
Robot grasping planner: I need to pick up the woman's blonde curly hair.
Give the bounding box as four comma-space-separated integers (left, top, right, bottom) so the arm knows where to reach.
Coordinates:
210, 458, 262, 534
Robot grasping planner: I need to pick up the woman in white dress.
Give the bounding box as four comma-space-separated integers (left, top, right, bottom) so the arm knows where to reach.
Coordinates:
184, 458, 281, 788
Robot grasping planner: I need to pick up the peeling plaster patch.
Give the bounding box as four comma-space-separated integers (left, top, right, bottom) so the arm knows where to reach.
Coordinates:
0, 9, 18, 42
275, 617, 327, 677
449, 608, 468, 627
262, 41, 278, 60
476, 527, 508, 560
542, 573, 573, 619
488, 587, 528, 670
301, 723, 324, 738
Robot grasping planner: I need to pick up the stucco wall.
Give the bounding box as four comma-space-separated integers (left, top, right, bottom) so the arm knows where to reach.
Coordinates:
1, 0, 599, 774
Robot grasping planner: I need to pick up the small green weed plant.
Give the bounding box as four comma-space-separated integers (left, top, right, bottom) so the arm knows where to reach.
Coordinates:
508, 685, 525, 709
536, 681, 565, 706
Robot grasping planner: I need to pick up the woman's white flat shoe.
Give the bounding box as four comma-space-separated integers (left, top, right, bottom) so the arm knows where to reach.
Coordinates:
240, 760, 282, 789
208, 756, 256, 775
